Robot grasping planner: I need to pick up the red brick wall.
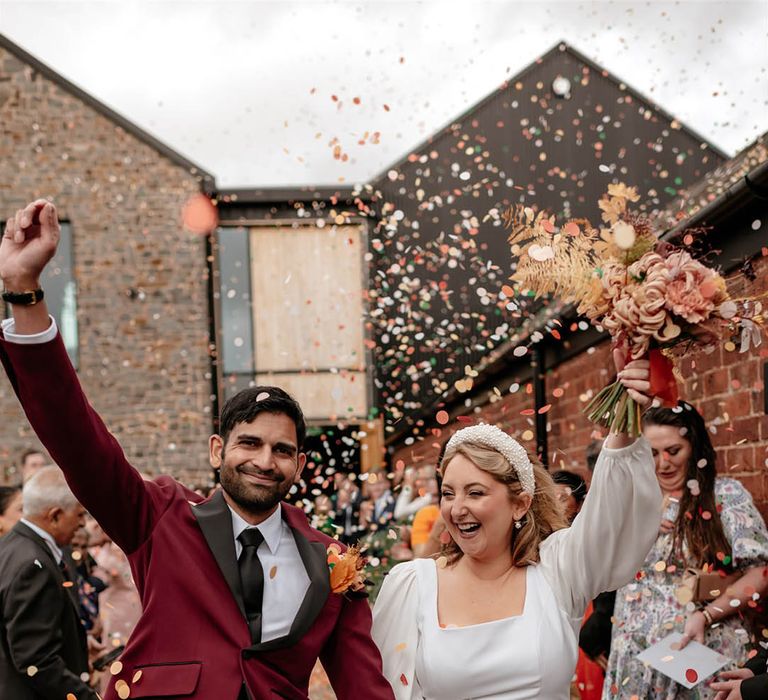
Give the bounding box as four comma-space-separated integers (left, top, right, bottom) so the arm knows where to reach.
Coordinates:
0, 46, 213, 484
392, 254, 768, 518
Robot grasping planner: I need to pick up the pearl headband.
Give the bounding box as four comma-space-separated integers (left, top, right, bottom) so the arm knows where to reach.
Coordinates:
445, 424, 536, 496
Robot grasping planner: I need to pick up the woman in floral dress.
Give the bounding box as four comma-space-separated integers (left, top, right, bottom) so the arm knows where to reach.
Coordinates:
603, 401, 768, 699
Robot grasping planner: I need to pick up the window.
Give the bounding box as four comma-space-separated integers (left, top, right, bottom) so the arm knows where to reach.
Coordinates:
216, 223, 370, 421
2, 221, 79, 367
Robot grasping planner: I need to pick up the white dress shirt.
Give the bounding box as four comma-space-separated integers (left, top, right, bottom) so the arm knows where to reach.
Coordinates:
2, 317, 311, 643
229, 503, 311, 642
1, 315, 59, 343
19, 518, 63, 564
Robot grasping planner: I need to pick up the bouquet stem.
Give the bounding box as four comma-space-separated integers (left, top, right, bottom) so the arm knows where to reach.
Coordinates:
585, 380, 643, 437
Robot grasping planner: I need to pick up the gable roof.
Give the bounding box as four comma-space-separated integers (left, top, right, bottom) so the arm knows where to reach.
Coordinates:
0, 33, 216, 189
373, 41, 728, 182
367, 40, 730, 444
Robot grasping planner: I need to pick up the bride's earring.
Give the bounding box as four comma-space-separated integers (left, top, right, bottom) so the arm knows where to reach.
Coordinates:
514, 520, 522, 530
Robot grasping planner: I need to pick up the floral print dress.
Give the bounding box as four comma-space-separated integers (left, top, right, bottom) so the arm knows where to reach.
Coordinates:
603, 478, 768, 699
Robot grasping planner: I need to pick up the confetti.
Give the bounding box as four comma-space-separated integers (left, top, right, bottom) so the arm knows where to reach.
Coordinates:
181, 193, 218, 235
116, 679, 131, 699
110, 661, 123, 675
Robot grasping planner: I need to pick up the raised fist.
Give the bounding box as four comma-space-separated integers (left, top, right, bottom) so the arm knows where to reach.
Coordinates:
1, 199, 60, 291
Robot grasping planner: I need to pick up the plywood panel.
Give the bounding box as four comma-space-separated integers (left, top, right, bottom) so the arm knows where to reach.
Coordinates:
254, 371, 367, 421
250, 225, 365, 372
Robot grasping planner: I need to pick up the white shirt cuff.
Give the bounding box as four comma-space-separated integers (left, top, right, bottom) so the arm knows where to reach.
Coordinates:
1, 316, 58, 344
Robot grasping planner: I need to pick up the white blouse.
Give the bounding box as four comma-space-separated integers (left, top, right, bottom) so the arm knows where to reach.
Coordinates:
372, 438, 662, 700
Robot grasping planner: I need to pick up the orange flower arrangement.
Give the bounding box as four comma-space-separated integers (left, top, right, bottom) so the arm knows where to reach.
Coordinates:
506, 184, 765, 435
327, 544, 368, 597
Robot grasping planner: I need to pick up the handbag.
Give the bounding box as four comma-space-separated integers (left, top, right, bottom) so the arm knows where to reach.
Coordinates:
681, 567, 740, 602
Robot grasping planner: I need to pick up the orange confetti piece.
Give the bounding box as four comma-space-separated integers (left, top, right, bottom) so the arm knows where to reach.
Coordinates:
562, 221, 580, 236
436, 410, 449, 425
181, 194, 218, 235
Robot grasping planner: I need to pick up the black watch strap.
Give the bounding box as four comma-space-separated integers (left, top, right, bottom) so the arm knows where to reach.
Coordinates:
1, 289, 44, 306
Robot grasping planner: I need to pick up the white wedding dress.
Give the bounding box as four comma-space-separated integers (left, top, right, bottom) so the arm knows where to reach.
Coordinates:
372, 438, 661, 700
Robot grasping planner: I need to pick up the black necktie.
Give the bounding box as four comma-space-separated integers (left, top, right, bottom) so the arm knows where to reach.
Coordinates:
237, 528, 265, 644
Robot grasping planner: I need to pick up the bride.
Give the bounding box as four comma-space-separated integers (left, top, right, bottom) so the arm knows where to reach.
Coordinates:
372, 352, 662, 699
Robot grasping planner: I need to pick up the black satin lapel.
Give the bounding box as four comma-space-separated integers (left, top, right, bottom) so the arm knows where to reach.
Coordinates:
244, 530, 330, 654
191, 490, 246, 619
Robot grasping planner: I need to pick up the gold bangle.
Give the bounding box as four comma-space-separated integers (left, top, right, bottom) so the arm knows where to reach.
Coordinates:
701, 608, 714, 627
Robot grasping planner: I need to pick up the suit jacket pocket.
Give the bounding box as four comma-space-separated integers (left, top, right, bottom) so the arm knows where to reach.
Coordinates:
126, 661, 202, 697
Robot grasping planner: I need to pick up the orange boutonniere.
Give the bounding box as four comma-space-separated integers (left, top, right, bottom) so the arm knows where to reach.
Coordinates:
327, 544, 368, 598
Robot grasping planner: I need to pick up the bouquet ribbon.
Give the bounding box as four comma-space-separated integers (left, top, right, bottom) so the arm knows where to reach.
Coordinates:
648, 348, 679, 407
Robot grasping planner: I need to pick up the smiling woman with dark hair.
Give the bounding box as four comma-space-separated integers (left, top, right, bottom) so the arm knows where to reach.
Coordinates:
603, 400, 768, 699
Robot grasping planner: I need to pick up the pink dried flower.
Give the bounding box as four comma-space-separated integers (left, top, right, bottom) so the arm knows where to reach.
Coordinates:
662, 251, 726, 324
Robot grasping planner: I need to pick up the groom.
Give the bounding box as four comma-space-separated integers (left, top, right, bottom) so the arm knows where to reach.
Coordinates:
0, 200, 394, 700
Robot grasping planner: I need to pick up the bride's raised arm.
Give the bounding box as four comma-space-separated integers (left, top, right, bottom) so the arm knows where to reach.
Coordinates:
539, 352, 663, 619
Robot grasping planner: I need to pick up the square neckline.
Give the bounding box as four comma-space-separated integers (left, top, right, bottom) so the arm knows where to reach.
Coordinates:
429, 558, 531, 630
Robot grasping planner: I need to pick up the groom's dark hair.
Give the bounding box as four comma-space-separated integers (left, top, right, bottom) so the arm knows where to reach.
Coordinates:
219, 386, 306, 448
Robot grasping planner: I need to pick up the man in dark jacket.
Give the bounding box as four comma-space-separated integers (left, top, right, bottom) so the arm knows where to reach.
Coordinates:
0, 465, 94, 699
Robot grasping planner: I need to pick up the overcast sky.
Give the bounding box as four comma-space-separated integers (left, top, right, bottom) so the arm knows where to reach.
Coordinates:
1, 1, 766, 188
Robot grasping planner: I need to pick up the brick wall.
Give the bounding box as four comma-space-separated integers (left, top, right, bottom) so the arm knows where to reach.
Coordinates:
0, 46, 214, 484
392, 254, 768, 519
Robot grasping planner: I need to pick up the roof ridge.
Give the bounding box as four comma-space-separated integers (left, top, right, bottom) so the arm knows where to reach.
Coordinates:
371, 39, 727, 184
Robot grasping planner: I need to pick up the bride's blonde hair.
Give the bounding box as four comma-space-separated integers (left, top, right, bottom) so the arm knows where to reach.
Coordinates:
439, 441, 567, 566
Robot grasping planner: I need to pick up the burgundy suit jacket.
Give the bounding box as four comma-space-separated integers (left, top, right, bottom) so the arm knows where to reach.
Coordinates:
0, 332, 394, 700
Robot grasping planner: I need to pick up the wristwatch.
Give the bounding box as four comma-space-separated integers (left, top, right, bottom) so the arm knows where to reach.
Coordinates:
1, 289, 44, 305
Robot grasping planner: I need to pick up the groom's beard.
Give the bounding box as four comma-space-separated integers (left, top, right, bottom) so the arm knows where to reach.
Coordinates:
220, 463, 293, 515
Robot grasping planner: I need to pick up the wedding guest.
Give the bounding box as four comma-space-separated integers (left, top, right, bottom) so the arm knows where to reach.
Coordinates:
88, 522, 142, 689
332, 475, 363, 544
360, 470, 395, 533
409, 473, 441, 558
394, 465, 438, 522
373, 352, 662, 699
19, 448, 46, 483
603, 401, 768, 699
310, 494, 342, 538
552, 470, 587, 523
71, 526, 107, 635
0, 466, 94, 699
0, 484, 22, 536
